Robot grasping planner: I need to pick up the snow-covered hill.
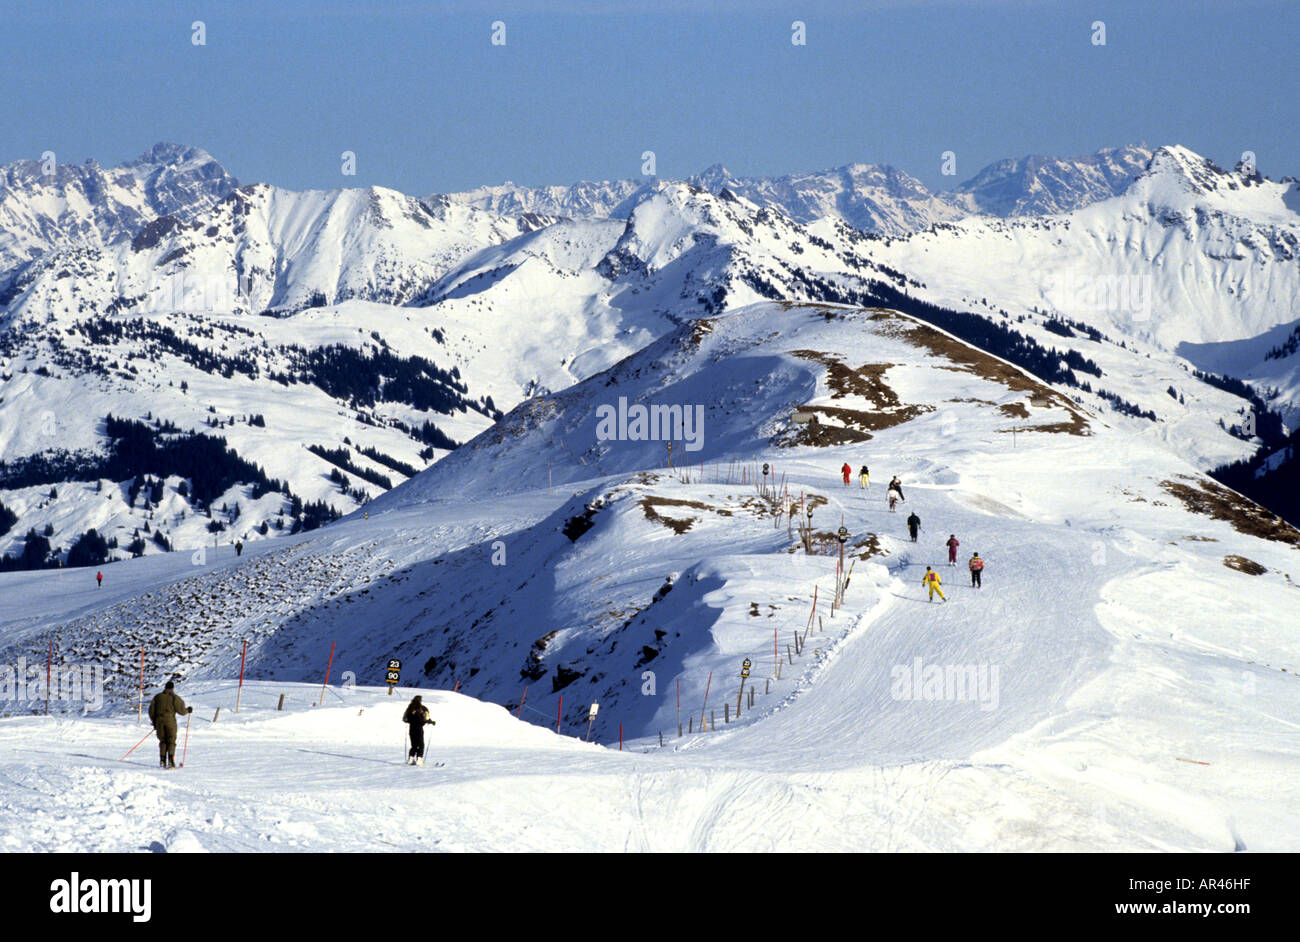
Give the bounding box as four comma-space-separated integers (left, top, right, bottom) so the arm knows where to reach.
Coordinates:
2, 301, 1296, 852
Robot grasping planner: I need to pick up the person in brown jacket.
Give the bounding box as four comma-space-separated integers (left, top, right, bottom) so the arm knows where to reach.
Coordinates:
148, 681, 192, 769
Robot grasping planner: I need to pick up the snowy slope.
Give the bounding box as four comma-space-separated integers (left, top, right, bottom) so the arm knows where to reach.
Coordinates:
2, 301, 1295, 852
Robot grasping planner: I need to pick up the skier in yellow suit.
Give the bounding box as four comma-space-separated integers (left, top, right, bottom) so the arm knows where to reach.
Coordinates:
921, 566, 946, 602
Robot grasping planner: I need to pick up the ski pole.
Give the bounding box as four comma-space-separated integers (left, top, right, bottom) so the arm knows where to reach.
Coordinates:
121, 728, 155, 762
180, 711, 192, 767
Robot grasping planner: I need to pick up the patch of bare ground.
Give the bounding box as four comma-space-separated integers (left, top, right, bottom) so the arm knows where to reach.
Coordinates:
871, 310, 1091, 436
781, 346, 933, 447
780, 403, 934, 447
639, 495, 732, 534
1161, 475, 1300, 546
1224, 555, 1267, 575
998, 402, 1030, 419
1183, 535, 1218, 542
789, 350, 902, 408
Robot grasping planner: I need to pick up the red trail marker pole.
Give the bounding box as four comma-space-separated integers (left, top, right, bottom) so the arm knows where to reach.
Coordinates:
619, 723, 623, 751
236, 641, 247, 713
318, 642, 336, 706
699, 670, 712, 728
556, 695, 563, 734
45, 640, 52, 715
120, 728, 155, 762
517, 684, 528, 717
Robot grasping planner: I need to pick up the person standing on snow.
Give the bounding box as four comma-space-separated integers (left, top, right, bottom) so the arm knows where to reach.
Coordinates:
906, 511, 921, 542
403, 695, 436, 766
148, 681, 192, 769
888, 492, 898, 513
840, 463, 852, 486
887, 476, 905, 502
921, 566, 946, 602
859, 465, 869, 489
96, 571, 103, 588
235, 540, 243, 557
968, 552, 984, 588
946, 534, 960, 566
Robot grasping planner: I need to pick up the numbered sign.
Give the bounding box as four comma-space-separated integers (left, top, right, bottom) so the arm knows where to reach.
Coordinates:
386, 658, 401, 686
588, 702, 600, 719
837, 526, 849, 543
741, 657, 751, 679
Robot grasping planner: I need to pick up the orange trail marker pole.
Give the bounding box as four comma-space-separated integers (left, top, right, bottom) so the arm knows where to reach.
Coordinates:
180, 711, 192, 767
120, 728, 154, 762
318, 642, 336, 707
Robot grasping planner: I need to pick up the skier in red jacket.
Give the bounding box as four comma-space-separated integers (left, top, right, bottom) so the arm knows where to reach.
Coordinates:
96, 571, 103, 588
946, 534, 960, 566
968, 553, 984, 588
840, 463, 851, 486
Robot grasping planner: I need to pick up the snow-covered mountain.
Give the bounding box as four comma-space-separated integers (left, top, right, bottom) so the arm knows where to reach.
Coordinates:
3, 301, 1296, 852
439, 145, 1155, 236
1, 142, 1296, 574
873, 146, 1300, 412
0, 142, 237, 276
944, 143, 1153, 217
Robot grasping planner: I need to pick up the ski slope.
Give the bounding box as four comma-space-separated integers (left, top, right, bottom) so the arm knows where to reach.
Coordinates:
1, 302, 1297, 852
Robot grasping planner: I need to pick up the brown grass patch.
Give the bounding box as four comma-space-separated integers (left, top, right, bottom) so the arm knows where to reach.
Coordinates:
639, 495, 731, 534
871, 311, 1091, 436
1224, 555, 1267, 575
1161, 476, 1300, 546
998, 402, 1030, 419
789, 350, 901, 408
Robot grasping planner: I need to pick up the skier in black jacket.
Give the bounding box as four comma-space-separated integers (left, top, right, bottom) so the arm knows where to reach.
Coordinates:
906, 511, 921, 542
402, 695, 435, 766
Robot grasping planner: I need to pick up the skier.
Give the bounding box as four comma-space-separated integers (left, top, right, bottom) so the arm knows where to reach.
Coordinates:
148, 681, 192, 769
906, 511, 921, 542
234, 540, 243, 557
969, 552, 984, 588
946, 534, 960, 566
888, 493, 898, 513
840, 463, 851, 486
921, 566, 946, 602
95, 571, 102, 588
402, 694, 436, 766
859, 465, 869, 489
887, 476, 905, 503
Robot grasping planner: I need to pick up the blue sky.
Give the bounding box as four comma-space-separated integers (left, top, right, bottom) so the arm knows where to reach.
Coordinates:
0, 0, 1294, 193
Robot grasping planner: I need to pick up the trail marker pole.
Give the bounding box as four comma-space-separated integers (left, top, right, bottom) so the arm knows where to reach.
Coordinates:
137, 646, 145, 725
180, 711, 191, 767
619, 723, 623, 751
517, 684, 528, 718
45, 640, 52, 715
699, 670, 712, 727
318, 641, 336, 707
585, 702, 599, 741
120, 728, 155, 762
556, 695, 563, 734
236, 641, 247, 712
675, 678, 680, 738
736, 658, 751, 717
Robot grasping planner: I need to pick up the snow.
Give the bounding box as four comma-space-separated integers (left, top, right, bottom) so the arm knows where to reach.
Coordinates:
1, 301, 1296, 851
